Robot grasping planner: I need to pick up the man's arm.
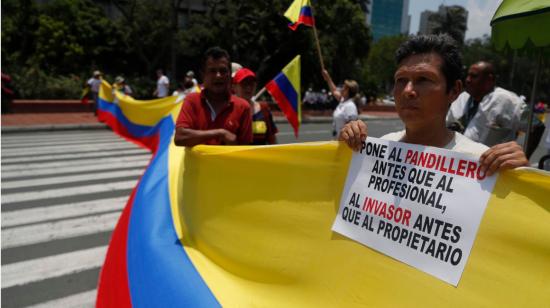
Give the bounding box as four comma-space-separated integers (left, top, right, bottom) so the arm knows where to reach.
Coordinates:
174, 127, 236, 147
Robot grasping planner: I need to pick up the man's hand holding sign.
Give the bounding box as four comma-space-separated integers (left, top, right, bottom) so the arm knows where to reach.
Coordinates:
334, 34, 528, 286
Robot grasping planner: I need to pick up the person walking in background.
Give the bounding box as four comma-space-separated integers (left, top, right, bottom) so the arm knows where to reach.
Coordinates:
446, 61, 526, 147
174, 47, 252, 146
87, 70, 102, 115
153, 69, 170, 98
321, 69, 359, 139
233, 67, 278, 145
186, 70, 199, 87
113, 76, 133, 96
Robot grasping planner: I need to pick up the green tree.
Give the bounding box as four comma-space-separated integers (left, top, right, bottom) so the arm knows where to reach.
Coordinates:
429, 6, 467, 46
364, 35, 407, 95
110, 0, 175, 76
177, 0, 370, 92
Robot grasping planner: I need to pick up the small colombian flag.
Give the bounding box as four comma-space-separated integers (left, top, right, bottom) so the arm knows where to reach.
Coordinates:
266, 55, 301, 137
284, 0, 315, 30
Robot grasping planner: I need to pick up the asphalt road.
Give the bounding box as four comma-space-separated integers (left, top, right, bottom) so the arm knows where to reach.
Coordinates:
2, 118, 547, 307
276, 119, 404, 143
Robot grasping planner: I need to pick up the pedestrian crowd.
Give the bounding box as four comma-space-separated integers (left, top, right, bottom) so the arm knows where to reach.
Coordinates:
77, 34, 547, 169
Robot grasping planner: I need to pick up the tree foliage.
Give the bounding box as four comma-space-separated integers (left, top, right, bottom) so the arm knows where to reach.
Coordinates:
1, 0, 371, 98
429, 6, 467, 46
364, 35, 407, 94
3, 0, 547, 102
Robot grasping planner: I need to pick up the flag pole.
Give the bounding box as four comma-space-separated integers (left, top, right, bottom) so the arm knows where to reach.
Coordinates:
252, 86, 267, 102
312, 25, 325, 71
310, 4, 325, 71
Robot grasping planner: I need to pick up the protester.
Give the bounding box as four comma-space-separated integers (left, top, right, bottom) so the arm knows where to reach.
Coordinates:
233, 67, 278, 145
321, 69, 359, 138
231, 62, 243, 78
172, 74, 200, 97
340, 34, 528, 176
174, 47, 252, 146
446, 61, 526, 147
186, 70, 199, 87
153, 69, 170, 98
87, 70, 102, 115
113, 76, 133, 96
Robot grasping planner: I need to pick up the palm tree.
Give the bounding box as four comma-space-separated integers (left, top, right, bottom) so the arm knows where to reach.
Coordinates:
429, 6, 467, 45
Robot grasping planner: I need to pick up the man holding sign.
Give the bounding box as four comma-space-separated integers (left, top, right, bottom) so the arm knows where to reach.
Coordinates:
333, 34, 529, 286
340, 34, 528, 175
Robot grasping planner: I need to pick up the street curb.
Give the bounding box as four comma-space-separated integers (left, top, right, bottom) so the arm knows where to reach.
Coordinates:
2, 123, 108, 134
1, 115, 399, 133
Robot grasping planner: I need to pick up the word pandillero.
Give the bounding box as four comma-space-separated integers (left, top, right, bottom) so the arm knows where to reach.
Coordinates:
404, 149, 486, 180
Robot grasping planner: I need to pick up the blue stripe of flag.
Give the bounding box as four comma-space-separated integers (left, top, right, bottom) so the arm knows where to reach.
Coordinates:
300, 6, 313, 17
273, 73, 299, 112
98, 98, 155, 137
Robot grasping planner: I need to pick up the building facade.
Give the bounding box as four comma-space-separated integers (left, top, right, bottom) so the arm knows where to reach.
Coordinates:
367, 0, 410, 41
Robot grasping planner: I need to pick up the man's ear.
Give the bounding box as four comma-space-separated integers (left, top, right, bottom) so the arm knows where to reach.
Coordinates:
449, 79, 463, 103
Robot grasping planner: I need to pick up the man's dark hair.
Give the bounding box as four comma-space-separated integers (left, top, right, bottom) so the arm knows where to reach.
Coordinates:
395, 34, 462, 92
201, 47, 231, 72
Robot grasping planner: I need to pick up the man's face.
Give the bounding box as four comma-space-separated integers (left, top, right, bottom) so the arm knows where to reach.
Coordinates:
465, 64, 490, 99
202, 57, 230, 95
233, 77, 257, 102
393, 52, 459, 127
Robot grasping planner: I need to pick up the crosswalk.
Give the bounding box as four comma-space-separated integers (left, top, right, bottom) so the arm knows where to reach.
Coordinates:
1, 129, 151, 307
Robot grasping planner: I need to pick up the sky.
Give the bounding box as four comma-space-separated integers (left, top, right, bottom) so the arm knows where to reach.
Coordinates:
408, 0, 503, 39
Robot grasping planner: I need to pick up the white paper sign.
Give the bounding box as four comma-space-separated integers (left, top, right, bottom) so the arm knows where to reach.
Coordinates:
332, 137, 497, 286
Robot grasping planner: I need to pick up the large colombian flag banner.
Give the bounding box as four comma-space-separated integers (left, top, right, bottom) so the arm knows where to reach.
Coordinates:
96, 80, 550, 307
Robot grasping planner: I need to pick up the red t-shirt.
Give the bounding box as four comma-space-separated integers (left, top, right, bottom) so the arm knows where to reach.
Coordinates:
175, 92, 253, 145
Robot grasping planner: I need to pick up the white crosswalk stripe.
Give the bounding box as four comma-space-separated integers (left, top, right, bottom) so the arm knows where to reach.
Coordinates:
2, 246, 108, 288
1, 154, 150, 172
2, 169, 144, 189
2, 197, 127, 228
1, 148, 147, 164
2, 180, 138, 204
1, 129, 150, 307
27, 290, 97, 308
1, 160, 149, 179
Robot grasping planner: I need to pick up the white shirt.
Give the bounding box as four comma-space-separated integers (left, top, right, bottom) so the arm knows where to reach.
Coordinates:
382, 130, 489, 156
446, 87, 526, 147
156, 75, 170, 98
333, 98, 358, 138
87, 77, 101, 93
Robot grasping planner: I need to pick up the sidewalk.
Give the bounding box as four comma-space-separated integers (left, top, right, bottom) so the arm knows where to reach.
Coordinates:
1, 111, 398, 133
1, 113, 106, 133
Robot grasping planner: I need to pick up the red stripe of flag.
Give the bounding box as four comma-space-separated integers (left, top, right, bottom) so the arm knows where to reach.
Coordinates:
266, 80, 300, 137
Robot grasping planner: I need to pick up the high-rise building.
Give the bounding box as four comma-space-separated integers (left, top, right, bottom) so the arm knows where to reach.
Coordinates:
366, 0, 410, 41
418, 10, 435, 35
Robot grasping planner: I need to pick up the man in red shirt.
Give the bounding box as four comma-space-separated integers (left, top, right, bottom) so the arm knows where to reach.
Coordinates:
174, 47, 252, 146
